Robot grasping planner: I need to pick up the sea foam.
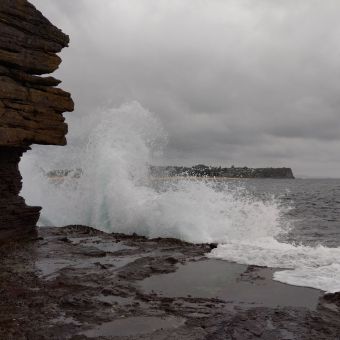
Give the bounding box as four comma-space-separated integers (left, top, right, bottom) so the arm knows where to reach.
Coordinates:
20, 102, 340, 293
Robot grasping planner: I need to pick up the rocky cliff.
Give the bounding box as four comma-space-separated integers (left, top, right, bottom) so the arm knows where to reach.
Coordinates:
0, 0, 73, 241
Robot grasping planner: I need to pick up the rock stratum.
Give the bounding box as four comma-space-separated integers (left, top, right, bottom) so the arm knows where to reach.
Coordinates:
0, 0, 73, 241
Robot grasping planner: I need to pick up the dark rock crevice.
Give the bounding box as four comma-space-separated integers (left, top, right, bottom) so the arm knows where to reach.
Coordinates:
0, 146, 40, 241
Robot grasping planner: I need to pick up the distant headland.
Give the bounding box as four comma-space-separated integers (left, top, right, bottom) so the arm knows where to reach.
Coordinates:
47, 165, 295, 180
150, 165, 295, 179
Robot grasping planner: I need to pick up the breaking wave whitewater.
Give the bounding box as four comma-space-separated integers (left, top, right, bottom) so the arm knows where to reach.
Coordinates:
20, 102, 340, 293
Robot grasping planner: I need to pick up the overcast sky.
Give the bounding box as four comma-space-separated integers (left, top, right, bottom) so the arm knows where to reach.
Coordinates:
31, 0, 340, 177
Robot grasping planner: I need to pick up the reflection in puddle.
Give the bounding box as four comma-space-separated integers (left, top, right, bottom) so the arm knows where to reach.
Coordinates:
141, 259, 321, 309
82, 316, 185, 337
52, 314, 82, 326
69, 237, 135, 253
35, 255, 141, 280
35, 258, 76, 279
97, 294, 134, 305
97, 294, 151, 310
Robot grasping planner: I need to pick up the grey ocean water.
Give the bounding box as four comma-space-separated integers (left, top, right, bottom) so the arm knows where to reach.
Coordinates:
207, 177, 340, 293
227, 178, 340, 247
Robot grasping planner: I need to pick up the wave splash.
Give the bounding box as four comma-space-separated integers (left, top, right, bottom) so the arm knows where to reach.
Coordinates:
20, 102, 340, 293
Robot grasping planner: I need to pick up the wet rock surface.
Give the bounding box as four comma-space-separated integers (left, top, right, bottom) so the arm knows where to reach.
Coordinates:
0, 225, 339, 339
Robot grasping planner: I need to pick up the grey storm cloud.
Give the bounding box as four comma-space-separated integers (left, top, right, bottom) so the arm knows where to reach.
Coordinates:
30, 0, 340, 177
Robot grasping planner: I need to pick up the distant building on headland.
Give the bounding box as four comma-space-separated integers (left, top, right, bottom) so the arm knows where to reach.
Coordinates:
150, 165, 295, 179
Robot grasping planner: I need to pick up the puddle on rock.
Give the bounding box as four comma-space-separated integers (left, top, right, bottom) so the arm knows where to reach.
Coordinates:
36, 254, 141, 280
69, 237, 135, 253
82, 316, 185, 337
35, 258, 77, 279
97, 294, 150, 310
97, 294, 134, 305
141, 259, 321, 309
52, 314, 82, 326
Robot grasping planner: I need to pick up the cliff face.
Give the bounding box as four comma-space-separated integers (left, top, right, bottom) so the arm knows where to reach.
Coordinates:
0, 0, 74, 241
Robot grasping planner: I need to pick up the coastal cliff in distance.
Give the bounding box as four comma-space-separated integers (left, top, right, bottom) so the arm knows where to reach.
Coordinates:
0, 0, 74, 241
150, 165, 295, 179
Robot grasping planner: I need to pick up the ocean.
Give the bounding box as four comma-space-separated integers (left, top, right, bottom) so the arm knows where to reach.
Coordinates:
20, 102, 340, 294
208, 178, 340, 293
226, 178, 340, 248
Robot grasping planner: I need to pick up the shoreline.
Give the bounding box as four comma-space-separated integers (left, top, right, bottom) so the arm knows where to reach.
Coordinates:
1, 225, 339, 339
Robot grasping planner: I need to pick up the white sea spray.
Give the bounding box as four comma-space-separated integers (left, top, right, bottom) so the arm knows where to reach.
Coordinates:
20, 101, 340, 293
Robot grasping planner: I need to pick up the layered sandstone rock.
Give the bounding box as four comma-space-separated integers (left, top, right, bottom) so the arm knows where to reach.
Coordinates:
0, 0, 74, 241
